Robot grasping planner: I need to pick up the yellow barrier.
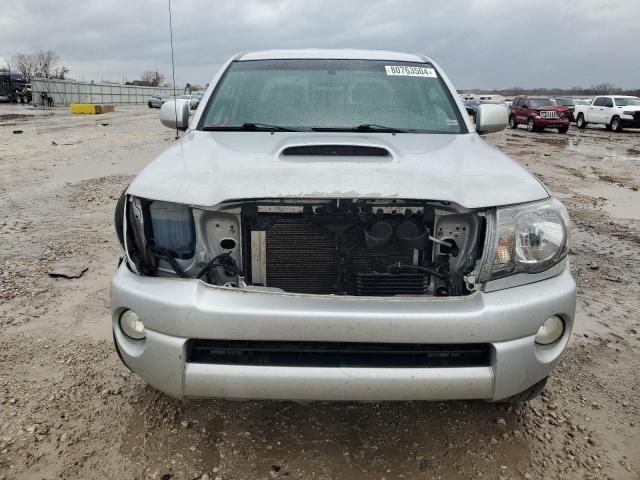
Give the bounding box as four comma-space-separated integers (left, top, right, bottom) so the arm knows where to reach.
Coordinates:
70, 104, 115, 114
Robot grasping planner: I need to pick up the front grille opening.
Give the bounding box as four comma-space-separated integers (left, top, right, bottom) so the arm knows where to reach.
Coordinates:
187, 340, 491, 368
540, 111, 560, 119
239, 198, 483, 297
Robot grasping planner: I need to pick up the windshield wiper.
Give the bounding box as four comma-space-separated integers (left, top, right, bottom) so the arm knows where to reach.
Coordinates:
311, 124, 413, 133
241, 122, 301, 132
202, 123, 300, 132
354, 124, 413, 133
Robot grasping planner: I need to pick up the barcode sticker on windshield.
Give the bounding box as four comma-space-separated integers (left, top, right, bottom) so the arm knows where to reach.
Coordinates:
385, 66, 437, 78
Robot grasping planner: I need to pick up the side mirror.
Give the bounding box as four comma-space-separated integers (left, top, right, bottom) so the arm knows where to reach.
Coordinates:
160, 100, 189, 131
475, 103, 508, 135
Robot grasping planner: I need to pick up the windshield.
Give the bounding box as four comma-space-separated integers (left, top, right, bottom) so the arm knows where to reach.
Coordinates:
529, 98, 556, 107
555, 98, 574, 106
614, 97, 640, 106
200, 59, 464, 133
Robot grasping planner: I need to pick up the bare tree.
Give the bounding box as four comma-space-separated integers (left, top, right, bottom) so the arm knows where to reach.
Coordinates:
590, 83, 616, 95
141, 71, 164, 87
459, 83, 640, 97
10, 53, 37, 79
33, 50, 60, 78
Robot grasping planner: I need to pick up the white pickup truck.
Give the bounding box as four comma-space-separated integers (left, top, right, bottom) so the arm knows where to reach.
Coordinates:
575, 95, 640, 131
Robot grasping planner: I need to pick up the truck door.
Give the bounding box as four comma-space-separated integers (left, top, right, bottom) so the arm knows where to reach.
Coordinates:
590, 97, 605, 123
600, 97, 614, 124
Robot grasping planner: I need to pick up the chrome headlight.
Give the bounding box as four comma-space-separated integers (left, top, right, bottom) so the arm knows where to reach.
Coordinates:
480, 198, 570, 280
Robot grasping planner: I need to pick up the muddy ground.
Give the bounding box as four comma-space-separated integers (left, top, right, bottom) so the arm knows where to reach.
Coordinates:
0, 104, 638, 480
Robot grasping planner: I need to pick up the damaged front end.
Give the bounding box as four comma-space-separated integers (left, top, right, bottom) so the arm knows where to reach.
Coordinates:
116, 195, 491, 298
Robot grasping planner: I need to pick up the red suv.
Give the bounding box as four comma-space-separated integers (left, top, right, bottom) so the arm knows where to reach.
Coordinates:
509, 96, 570, 133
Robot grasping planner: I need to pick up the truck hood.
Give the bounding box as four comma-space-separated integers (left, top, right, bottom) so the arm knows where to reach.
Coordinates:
618, 105, 640, 112
532, 105, 569, 112
128, 131, 549, 209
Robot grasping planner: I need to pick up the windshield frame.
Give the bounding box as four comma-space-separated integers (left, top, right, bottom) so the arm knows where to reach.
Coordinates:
196, 59, 468, 134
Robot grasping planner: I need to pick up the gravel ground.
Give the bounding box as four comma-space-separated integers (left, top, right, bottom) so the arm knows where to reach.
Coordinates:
0, 104, 638, 480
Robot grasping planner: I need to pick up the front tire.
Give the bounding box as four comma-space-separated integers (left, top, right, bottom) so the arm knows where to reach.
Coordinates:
558, 125, 569, 134
112, 331, 132, 372
509, 114, 518, 129
527, 117, 537, 132
148, 101, 152, 108
576, 113, 587, 129
610, 116, 623, 132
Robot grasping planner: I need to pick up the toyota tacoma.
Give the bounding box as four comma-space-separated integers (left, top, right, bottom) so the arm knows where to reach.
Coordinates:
111, 50, 575, 403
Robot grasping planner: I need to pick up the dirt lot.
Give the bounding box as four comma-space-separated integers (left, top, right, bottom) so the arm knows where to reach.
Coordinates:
1, 104, 639, 480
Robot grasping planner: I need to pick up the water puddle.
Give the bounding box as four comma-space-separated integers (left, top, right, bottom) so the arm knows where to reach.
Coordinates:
576, 183, 640, 221
568, 138, 640, 165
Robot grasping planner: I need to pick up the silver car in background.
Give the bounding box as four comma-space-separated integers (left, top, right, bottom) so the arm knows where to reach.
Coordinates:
112, 49, 575, 403
177, 94, 200, 109
147, 95, 166, 108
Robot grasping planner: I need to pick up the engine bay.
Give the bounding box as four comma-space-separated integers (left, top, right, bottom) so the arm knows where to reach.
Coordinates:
120, 197, 486, 297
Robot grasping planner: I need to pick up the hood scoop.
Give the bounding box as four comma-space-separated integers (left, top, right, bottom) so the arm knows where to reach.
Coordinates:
282, 144, 390, 157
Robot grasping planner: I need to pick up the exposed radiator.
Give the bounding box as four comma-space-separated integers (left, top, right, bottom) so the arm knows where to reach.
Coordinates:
265, 218, 415, 295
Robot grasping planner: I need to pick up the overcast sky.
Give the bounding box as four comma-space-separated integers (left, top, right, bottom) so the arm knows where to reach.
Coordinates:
1, 0, 638, 90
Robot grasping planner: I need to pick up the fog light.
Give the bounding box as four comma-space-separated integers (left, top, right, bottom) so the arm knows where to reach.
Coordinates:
120, 309, 145, 340
535, 315, 564, 345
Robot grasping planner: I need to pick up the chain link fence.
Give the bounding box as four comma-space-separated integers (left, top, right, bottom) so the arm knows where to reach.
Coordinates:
30, 78, 179, 106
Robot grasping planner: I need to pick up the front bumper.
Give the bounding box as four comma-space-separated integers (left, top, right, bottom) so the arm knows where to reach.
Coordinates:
620, 117, 640, 128
534, 117, 570, 128
111, 262, 576, 401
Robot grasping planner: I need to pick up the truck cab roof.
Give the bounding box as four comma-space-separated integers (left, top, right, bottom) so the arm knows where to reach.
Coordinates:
237, 49, 432, 63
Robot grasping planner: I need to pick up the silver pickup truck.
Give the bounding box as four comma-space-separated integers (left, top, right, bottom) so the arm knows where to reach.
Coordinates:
111, 49, 575, 403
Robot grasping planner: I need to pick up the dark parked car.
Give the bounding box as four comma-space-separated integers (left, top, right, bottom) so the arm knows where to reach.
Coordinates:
554, 97, 576, 121
464, 100, 481, 122
509, 96, 570, 133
